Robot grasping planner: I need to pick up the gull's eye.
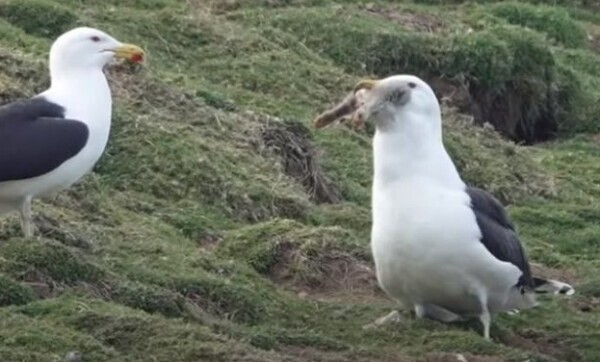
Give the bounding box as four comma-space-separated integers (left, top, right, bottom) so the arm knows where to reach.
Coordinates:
408, 82, 417, 89
90, 36, 101, 42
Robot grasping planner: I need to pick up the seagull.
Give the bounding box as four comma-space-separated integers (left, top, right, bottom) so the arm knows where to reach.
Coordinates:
0, 27, 144, 237
314, 74, 574, 339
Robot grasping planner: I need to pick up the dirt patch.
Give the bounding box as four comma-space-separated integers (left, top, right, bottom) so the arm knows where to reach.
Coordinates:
501, 329, 583, 361
424, 353, 506, 362
269, 241, 383, 302
281, 346, 412, 362
196, 231, 222, 251
361, 3, 444, 33
573, 296, 600, 313
260, 120, 342, 204
530, 263, 577, 286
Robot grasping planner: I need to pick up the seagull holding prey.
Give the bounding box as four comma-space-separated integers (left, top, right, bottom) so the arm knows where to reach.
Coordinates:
0, 27, 144, 237
313, 74, 574, 339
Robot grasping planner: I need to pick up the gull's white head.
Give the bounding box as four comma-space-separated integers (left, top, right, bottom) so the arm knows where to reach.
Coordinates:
313, 74, 442, 138
352, 75, 441, 133
49, 27, 144, 77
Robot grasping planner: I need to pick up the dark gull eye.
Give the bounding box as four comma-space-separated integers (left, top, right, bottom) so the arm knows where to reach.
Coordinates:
408, 82, 417, 89
90, 36, 101, 42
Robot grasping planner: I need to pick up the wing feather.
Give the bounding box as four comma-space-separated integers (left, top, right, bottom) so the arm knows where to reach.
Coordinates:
0, 97, 89, 182
466, 186, 534, 288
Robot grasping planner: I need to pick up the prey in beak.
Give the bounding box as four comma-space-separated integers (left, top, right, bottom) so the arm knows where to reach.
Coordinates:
313, 79, 379, 130
112, 43, 145, 63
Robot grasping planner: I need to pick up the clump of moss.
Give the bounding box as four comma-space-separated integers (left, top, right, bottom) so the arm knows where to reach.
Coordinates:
0, 274, 36, 306
0, 0, 78, 39
490, 2, 586, 48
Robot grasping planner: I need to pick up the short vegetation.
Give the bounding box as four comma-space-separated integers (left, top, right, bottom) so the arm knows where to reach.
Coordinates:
0, 0, 599, 361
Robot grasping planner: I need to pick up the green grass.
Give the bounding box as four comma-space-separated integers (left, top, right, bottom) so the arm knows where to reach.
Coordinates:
0, 0, 599, 361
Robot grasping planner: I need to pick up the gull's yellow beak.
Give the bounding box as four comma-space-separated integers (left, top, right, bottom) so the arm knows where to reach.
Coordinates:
113, 43, 145, 63
353, 79, 379, 93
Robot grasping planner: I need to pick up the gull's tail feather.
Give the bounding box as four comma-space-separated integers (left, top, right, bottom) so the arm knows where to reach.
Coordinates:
533, 277, 575, 295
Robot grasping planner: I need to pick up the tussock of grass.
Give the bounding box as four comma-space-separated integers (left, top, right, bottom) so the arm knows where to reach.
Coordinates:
490, 2, 587, 48
0, 0, 78, 39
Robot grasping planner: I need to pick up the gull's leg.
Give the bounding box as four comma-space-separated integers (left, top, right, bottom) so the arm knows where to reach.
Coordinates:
19, 196, 34, 238
479, 306, 491, 340
414, 304, 427, 319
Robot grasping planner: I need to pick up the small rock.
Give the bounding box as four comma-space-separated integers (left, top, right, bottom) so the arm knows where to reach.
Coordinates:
64, 351, 82, 362
456, 354, 468, 362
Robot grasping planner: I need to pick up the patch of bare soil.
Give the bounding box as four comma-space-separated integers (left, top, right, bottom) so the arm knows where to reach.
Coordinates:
360, 3, 444, 33
530, 262, 577, 286
270, 241, 385, 303
500, 329, 583, 362
573, 296, 600, 313
196, 231, 222, 251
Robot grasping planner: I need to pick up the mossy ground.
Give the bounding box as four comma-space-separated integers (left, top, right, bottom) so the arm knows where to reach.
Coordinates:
0, 0, 599, 361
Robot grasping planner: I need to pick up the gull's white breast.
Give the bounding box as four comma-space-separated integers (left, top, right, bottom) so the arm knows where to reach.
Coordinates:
371, 176, 522, 315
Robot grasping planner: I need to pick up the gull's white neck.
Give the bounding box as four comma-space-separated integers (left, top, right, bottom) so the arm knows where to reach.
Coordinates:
43, 68, 112, 132
41, 67, 113, 164
373, 111, 464, 190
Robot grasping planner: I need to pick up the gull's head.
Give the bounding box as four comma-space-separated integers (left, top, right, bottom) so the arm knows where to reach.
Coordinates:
49, 27, 144, 75
352, 75, 440, 130
314, 75, 441, 134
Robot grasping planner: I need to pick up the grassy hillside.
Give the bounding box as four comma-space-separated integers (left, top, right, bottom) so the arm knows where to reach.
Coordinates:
0, 0, 599, 361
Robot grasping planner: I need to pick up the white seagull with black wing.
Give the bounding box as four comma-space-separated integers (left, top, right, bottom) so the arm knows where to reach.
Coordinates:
0, 27, 144, 237
314, 75, 574, 339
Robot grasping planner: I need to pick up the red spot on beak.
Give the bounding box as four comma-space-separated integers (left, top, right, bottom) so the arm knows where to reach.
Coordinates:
130, 53, 144, 63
